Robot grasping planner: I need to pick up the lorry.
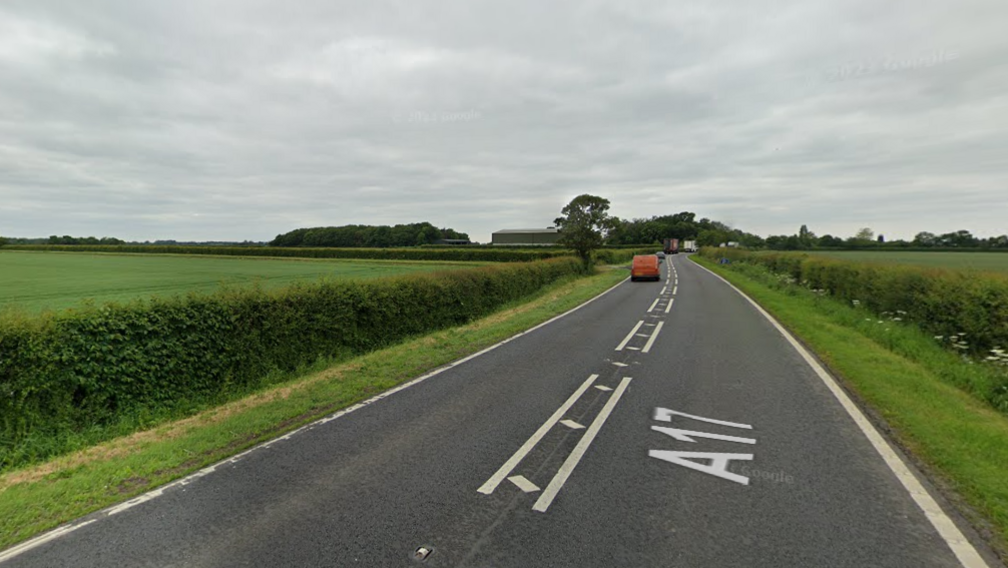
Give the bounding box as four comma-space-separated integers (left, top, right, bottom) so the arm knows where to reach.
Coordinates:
663, 238, 680, 254
682, 240, 698, 253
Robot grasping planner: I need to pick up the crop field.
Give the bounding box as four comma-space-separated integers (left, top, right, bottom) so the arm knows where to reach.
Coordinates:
808, 250, 1008, 274
0, 250, 480, 313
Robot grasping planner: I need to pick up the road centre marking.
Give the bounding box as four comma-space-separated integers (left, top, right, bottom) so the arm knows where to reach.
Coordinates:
616, 321, 645, 351
560, 419, 585, 429
648, 298, 660, 312
508, 475, 541, 493
673, 286, 678, 295
533, 377, 633, 512
664, 298, 675, 314
693, 260, 990, 567
478, 374, 598, 495
641, 321, 664, 353
595, 385, 613, 391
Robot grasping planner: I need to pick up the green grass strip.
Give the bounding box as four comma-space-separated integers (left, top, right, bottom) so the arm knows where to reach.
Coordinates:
693, 256, 1008, 557
0, 267, 627, 551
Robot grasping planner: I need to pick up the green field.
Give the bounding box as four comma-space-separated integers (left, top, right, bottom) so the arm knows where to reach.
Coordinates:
0, 251, 478, 313
808, 250, 1008, 273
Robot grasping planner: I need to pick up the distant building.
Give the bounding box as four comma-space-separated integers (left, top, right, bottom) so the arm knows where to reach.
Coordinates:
491, 228, 561, 246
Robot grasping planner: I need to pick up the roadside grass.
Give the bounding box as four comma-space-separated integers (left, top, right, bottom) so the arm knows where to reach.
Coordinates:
0, 267, 628, 551
693, 256, 1008, 556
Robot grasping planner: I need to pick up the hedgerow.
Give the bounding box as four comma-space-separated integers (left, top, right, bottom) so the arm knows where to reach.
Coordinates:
0, 258, 585, 470
699, 248, 1008, 356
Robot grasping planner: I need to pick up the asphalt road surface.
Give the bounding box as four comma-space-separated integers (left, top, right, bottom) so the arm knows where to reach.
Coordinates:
2, 256, 1000, 567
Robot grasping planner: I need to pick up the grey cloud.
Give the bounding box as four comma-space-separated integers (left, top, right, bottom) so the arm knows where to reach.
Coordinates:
0, 0, 1005, 243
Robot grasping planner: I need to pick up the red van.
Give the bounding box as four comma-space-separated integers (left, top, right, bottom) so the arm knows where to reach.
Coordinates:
631, 255, 661, 282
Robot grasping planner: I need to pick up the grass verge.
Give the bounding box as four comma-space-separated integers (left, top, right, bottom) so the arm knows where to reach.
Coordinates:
0, 267, 627, 551
693, 256, 1008, 559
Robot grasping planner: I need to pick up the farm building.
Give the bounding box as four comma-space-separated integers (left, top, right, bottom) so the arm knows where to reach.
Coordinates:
491, 228, 561, 246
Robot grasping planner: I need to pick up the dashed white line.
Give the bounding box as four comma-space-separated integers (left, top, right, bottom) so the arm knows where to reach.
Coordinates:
672, 286, 678, 295
560, 419, 585, 430
615, 321, 645, 351
642, 321, 664, 353
664, 298, 675, 314
648, 298, 660, 313
533, 377, 633, 512
478, 374, 599, 495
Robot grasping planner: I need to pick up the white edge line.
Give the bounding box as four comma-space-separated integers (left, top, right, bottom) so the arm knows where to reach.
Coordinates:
641, 321, 664, 353
691, 258, 990, 568
615, 321, 645, 351
0, 520, 97, 563
0, 276, 631, 564
533, 376, 633, 512
478, 374, 599, 494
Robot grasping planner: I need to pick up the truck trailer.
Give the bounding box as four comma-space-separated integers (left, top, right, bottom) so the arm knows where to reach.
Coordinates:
663, 238, 680, 254
683, 240, 698, 252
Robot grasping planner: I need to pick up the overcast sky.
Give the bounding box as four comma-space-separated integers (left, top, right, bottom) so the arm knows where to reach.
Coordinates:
1, 0, 1005, 243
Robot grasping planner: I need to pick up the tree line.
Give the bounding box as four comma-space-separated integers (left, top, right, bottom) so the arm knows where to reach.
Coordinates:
269, 222, 470, 247
763, 225, 1008, 250
605, 212, 765, 248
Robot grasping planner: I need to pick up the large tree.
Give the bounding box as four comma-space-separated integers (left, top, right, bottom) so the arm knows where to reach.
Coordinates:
554, 194, 617, 265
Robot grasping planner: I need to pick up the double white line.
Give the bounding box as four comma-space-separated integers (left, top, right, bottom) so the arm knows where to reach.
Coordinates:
615, 320, 664, 353
478, 374, 633, 512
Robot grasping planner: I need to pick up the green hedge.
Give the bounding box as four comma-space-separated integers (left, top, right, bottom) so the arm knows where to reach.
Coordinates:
699, 248, 1008, 355
0, 258, 585, 469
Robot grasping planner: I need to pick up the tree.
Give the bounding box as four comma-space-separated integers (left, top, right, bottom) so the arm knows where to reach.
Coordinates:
854, 227, 874, 241
798, 224, 816, 247
913, 232, 937, 247
554, 194, 617, 265
818, 234, 843, 247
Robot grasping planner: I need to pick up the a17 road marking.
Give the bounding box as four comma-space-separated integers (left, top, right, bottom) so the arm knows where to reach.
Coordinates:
649, 407, 756, 485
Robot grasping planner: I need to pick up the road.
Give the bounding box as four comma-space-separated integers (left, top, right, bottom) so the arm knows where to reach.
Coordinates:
1, 255, 998, 567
